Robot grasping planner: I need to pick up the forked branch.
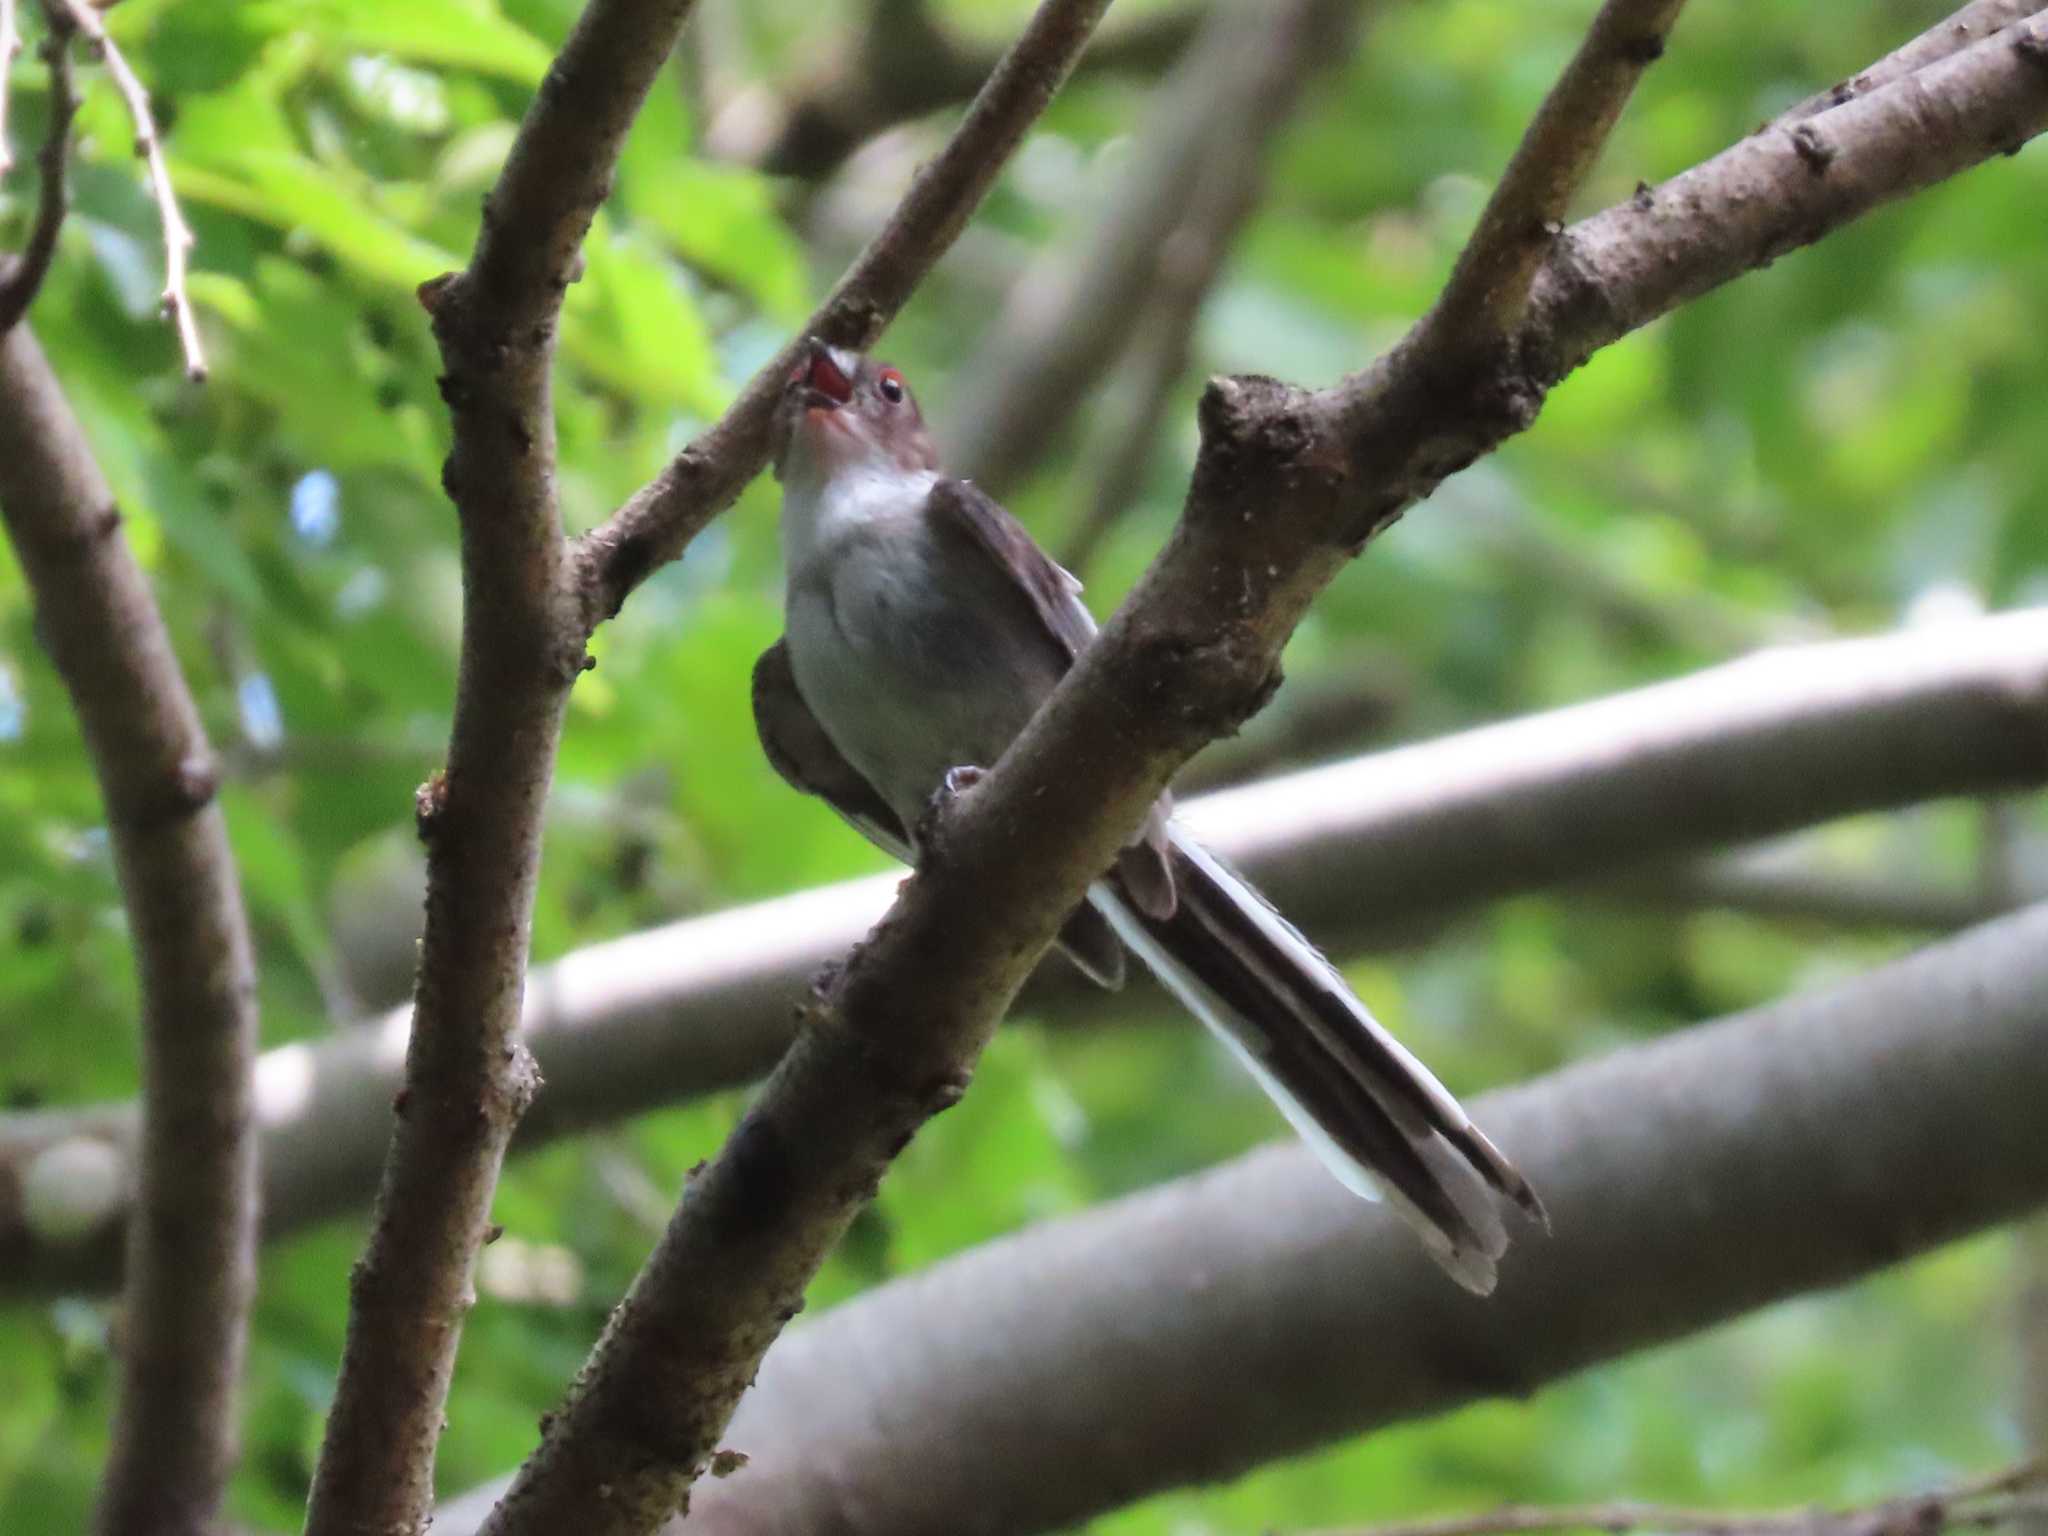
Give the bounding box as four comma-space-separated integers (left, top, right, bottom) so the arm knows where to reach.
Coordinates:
1428, 0, 1690, 346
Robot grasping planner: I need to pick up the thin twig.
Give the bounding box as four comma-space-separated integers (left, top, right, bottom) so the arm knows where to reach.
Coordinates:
1429, 0, 1689, 347
0, 0, 20, 175
1297, 1463, 2048, 1536
578, 0, 1118, 624
51, 0, 204, 378
0, 13, 75, 332
1774, 0, 2046, 125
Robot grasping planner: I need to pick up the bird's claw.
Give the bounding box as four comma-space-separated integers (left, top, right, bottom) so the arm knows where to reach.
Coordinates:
914, 764, 986, 854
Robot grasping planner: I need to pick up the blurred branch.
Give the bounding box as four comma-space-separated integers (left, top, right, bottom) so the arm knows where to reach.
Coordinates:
707, 0, 1206, 177
0, 7, 77, 335
1616, 845, 2024, 933
50, 0, 203, 377
6, 610, 2045, 1300
1428, 0, 1689, 348
1440, 475, 1787, 655
0, 333, 259, 1531
580, 0, 1118, 623
1296, 1462, 2048, 1536
801, 153, 1032, 298
435, 904, 2048, 1536
1775, 0, 2046, 124
300, 1, 703, 1531
1054, 286, 1196, 572
947, 0, 1364, 495
1057, 0, 1341, 570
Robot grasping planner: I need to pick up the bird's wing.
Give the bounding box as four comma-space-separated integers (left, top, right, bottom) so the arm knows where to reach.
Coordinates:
924, 477, 1178, 920
751, 635, 1128, 987
752, 638, 914, 861
925, 477, 1097, 665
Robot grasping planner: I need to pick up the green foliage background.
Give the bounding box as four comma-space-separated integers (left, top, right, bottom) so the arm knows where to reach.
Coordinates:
0, 0, 2042, 1528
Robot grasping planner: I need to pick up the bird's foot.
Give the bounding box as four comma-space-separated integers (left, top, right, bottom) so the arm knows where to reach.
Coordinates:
941, 764, 986, 798
914, 764, 986, 856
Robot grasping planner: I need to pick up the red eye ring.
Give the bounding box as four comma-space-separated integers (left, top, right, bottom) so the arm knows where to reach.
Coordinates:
877, 368, 906, 404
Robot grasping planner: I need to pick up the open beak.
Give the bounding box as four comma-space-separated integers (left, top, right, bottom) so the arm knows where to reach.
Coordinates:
795, 340, 855, 412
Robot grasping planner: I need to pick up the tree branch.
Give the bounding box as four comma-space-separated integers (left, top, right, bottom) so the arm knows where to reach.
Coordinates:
0, 328, 259, 1535
947, 0, 1364, 496
1428, 0, 1689, 347
433, 903, 2048, 1536
0, 7, 78, 335
6, 610, 2043, 1299
1501, 12, 2048, 465
1775, 0, 2046, 125
707, 0, 1205, 178
49, 0, 203, 378
1296, 1462, 2048, 1536
1611, 844, 2023, 934
300, 3, 701, 1532
580, 0, 1119, 623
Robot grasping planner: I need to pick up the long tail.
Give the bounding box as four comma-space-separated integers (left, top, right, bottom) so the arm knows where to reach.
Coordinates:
1090, 825, 1546, 1294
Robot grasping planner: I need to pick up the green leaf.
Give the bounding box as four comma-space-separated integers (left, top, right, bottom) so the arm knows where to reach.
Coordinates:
251, 0, 554, 84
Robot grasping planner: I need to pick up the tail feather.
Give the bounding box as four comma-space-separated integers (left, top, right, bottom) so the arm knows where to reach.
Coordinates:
1091, 825, 1542, 1294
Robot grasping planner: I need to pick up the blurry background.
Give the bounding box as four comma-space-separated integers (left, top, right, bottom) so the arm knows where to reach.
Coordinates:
0, 0, 2044, 1529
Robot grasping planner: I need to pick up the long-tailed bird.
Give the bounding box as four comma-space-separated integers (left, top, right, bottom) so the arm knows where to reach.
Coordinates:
753, 340, 1544, 1292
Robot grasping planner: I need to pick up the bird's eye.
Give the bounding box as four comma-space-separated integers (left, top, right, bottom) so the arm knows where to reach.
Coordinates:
877, 370, 906, 404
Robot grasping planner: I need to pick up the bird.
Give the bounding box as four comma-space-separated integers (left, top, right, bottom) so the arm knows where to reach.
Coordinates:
753, 338, 1545, 1293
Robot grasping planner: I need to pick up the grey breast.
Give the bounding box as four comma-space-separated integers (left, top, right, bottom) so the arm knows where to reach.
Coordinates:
788, 519, 1063, 831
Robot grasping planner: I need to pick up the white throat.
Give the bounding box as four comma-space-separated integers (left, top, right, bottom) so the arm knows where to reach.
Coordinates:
780, 454, 940, 577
